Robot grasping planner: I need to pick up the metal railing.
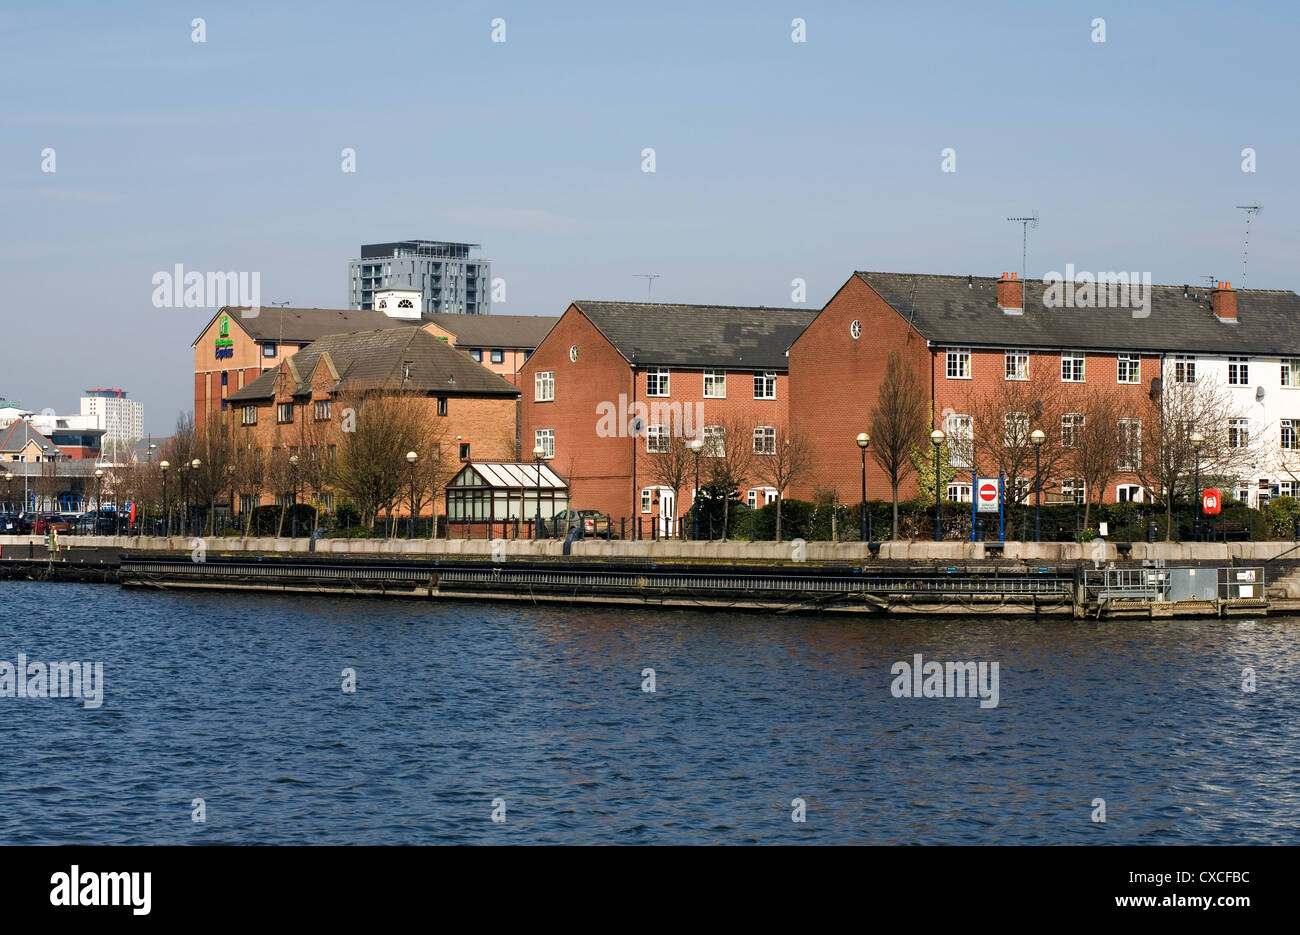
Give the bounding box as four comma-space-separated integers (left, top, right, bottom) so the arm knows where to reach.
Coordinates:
1085, 568, 1168, 602
1220, 567, 1266, 602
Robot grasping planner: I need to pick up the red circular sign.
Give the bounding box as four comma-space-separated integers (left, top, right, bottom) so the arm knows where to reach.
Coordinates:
979, 482, 998, 502
1202, 488, 1222, 515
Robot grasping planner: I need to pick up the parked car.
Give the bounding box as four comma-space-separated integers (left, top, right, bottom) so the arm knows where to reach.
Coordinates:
549, 509, 614, 539
33, 514, 75, 535
74, 509, 115, 535
0, 513, 32, 534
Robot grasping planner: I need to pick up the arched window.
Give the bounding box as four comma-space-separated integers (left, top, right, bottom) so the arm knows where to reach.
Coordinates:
398, 298, 414, 308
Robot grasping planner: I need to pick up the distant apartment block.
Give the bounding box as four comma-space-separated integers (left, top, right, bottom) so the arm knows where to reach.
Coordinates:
348, 240, 491, 316
81, 388, 144, 447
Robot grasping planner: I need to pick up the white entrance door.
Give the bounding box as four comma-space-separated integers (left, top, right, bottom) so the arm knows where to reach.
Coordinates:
657, 488, 675, 537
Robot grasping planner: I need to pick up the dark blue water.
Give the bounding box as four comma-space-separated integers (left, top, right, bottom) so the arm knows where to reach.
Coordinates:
1, 581, 1296, 844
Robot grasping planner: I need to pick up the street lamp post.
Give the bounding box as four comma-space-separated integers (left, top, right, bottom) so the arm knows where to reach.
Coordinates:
1190, 430, 1205, 541
856, 433, 871, 543
160, 461, 169, 536
93, 469, 104, 536
688, 438, 704, 541
406, 451, 418, 538
3, 470, 11, 513
1031, 428, 1046, 542
191, 459, 202, 537
288, 454, 299, 538
532, 444, 546, 539
930, 429, 945, 542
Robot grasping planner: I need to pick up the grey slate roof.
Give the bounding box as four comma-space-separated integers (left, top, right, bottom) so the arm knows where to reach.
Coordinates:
195, 306, 411, 346
858, 272, 1300, 356
424, 313, 559, 349
0, 420, 57, 454
227, 327, 521, 402
572, 301, 817, 369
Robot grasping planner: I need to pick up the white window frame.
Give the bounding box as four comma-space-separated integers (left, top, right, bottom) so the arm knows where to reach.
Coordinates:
1117, 484, 1144, 503
535, 428, 555, 459
1282, 419, 1298, 451
946, 348, 971, 380
703, 370, 726, 398
753, 371, 776, 400
1061, 413, 1084, 449
1117, 354, 1141, 384
1060, 478, 1085, 504
703, 425, 724, 457
534, 371, 555, 402
1118, 418, 1141, 471
945, 413, 972, 467
1173, 355, 1197, 384
1282, 359, 1300, 388
646, 424, 669, 453
753, 426, 776, 455
946, 483, 972, 503
1004, 411, 1029, 448
1228, 418, 1249, 449
1004, 349, 1029, 381
646, 368, 670, 397
1228, 357, 1250, 386
640, 487, 653, 513
1061, 351, 1085, 383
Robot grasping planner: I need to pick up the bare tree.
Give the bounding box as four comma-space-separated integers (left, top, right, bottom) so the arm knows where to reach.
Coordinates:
703, 414, 755, 540
1067, 386, 1126, 529
966, 375, 1070, 509
869, 350, 928, 539
644, 431, 692, 538
752, 428, 812, 542
1134, 376, 1264, 539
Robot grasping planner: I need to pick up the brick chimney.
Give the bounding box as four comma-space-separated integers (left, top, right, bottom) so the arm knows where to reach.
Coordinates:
997, 272, 1023, 314
1212, 281, 1237, 322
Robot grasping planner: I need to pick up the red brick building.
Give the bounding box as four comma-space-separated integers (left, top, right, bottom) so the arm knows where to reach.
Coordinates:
423, 313, 559, 386
520, 300, 816, 532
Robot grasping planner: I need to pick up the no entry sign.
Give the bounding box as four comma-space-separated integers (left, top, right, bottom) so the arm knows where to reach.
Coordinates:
976, 477, 1000, 513
1202, 488, 1222, 515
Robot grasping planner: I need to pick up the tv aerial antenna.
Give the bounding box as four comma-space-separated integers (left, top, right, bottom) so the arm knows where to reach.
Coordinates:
633, 274, 660, 301
1236, 203, 1262, 288
1008, 211, 1040, 284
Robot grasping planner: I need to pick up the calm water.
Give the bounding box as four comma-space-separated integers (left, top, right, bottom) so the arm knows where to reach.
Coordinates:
0, 580, 1296, 844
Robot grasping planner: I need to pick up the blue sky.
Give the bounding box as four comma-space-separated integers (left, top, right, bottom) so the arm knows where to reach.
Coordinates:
1, 0, 1294, 432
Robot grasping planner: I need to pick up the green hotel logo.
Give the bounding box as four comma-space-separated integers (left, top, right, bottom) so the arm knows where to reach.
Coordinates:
215, 315, 234, 359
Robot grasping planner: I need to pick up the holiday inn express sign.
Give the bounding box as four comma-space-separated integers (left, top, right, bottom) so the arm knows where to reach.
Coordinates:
214, 314, 234, 360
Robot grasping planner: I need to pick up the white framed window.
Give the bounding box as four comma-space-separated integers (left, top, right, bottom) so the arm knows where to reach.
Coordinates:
1118, 418, 1141, 471
850, 320, 861, 339
1282, 419, 1298, 451
1228, 357, 1250, 386
1061, 478, 1085, 504
646, 368, 670, 396
1280, 480, 1296, 497
1174, 355, 1197, 384
534, 371, 555, 402
535, 428, 555, 459
1117, 354, 1141, 384
641, 488, 653, 513
753, 426, 776, 455
1228, 418, 1249, 448
945, 413, 972, 467
1013, 477, 1031, 503
1004, 349, 1029, 381
646, 424, 669, 453
946, 348, 971, 379
1004, 411, 1029, 447
746, 489, 757, 508
1282, 359, 1300, 388
753, 371, 776, 399
1117, 484, 1144, 503
946, 483, 972, 503
703, 425, 724, 457
703, 370, 726, 398
1061, 413, 1084, 448
1061, 351, 1085, 382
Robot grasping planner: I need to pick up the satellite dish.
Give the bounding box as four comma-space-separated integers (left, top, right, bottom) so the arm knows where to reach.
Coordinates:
41, 407, 56, 417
